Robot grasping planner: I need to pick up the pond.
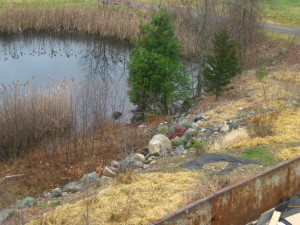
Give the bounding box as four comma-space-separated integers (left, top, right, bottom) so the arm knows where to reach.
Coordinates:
0, 32, 197, 122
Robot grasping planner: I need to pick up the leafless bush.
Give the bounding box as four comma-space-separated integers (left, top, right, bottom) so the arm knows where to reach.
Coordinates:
182, 174, 232, 205
250, 110, 280, 138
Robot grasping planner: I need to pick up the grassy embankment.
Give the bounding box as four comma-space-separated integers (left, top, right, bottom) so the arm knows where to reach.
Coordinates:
0, 0, 299, 222
26, 68, 300, 225
198, 69, 300, 166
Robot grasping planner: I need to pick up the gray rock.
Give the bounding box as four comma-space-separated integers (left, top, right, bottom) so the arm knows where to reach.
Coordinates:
146, 156, 156, 164
63, 181, 84, 193
119, 156, 135, 172
191, 122, 199, 130
228, 120, 239, 130
149, 160, 156, 164
148, 134, 172, 155
137, 146, 149, 156
133, 161, 144, 169
50, 188, 62, 198
220, 122, 230, 133
61, 192, 68, 196
174, 145, 185, 154
100, 176, 113, 180
43, 192, 50, 198
203, 116, 211, 121
238, 107, 245, 111
111, 160, 120, 168
171, 137, 184, 147
16, 197, 37, 209
0, 209, 14, 224
145, 153, 151, 160
133, 153, 145, 162
143, 164, 149, 169
138, 124, 147, 128
182, 128, 198, 144
103, 166, 117, 177
160, 150, 168, 157
183, 150, 188, 155
83, 172, 99, 183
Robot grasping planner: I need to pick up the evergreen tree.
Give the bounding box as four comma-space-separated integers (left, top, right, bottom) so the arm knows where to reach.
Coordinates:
203, 29, 241, 100
127, 8, 190, 112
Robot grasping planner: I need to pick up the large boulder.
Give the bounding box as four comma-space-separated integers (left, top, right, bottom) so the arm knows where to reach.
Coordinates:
16, 197, 37, 209
82, 172, 99, 183
50, 188, 62, 198
63, 181, 84, 193
148, 134, 172, 155
0, 209, 14, 224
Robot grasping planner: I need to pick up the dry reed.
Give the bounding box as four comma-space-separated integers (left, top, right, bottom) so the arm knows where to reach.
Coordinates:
0, 6, 200, 56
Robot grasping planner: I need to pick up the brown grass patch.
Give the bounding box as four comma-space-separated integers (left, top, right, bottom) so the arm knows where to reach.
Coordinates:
0, 123, 149, 209
232, 108, 300, 148
275, 147, 300, 161
27, 172, 200, 225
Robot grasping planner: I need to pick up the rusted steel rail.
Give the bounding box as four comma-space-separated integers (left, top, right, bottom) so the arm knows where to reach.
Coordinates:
151, 155, 300, 225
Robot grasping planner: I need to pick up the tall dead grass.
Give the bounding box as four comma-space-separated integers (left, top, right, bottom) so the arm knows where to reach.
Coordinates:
0, 79, 75, 158
0, 6, 200, 56
0, 76, 149, 209
0, 6, 143, 40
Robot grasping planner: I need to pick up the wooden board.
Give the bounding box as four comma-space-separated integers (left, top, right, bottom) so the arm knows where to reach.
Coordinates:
269, 211, 281, 225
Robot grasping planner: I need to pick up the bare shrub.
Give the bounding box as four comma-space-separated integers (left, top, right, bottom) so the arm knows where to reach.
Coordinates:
250, 110, 280, 137
182, 174, 232, 205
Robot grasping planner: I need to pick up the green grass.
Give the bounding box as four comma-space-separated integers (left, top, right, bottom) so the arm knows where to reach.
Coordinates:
260, 30, 300, 45
241, 146, 278, 167
262, 0, 300, 28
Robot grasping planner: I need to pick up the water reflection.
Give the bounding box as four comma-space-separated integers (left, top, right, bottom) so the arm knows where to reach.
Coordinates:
0, 32, 198, 122
0, 32, 133, 121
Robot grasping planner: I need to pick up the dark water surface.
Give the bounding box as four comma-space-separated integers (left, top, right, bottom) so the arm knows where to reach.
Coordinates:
0, 32, 130, 85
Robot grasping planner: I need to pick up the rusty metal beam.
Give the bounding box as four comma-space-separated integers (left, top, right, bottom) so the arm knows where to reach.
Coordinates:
151, 155, 300, 225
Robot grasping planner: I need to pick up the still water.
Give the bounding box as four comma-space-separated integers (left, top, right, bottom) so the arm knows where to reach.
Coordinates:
0, 32, 133, 120
0, 32, 197, 121
0, 32, 130, 84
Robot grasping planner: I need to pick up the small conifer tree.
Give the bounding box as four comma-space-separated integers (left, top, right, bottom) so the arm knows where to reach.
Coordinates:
203, 29, 241, 100
127, 8, 190, 112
